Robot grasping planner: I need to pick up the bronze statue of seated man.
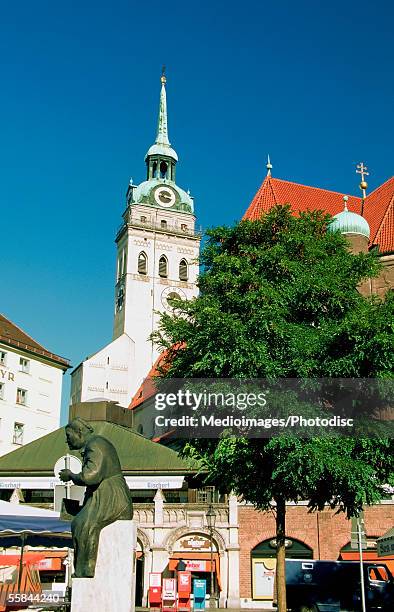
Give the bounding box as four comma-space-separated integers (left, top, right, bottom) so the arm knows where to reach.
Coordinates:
60, 418, 133, 578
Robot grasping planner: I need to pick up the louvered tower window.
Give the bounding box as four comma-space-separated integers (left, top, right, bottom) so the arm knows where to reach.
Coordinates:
122, 250, 127, 276
160, 161, 168, 179
179, 259, 188, 281
159, 255, 168, 278
138, 252, 147, 275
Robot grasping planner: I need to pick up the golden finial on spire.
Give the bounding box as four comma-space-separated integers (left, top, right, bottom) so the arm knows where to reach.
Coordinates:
356, 162, 369, 199
161, 65, 166, 84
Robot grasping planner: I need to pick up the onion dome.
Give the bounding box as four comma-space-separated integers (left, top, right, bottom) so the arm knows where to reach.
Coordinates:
329, 196, 370, 239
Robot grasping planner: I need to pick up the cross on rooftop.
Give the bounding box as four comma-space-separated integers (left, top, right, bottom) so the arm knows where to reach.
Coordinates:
356, 162, 369, 203
356, 162, 369, 183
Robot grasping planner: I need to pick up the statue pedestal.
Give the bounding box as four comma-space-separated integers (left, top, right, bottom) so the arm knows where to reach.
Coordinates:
71, 520, 136, 612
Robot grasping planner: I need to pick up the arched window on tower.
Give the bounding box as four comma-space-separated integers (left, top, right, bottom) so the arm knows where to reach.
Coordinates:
122, 249, 127, 276
152, 161, 158, 178
138, 251, 147, 275
179, 259, 188, 281
160, 161, 168, 179
159, 255, 168, 278
117, 256, 121, 281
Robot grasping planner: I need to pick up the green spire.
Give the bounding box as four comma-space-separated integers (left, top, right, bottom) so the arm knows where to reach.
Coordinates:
145, 71, 178, 163
156, 74, 170, 146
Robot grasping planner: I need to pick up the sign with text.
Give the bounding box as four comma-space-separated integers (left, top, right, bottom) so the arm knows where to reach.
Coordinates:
148, 378, 394, 439
162, 578, 177, 600
149, 573, 161, 588
178, 571, 192, 591
178, 536, 211, 551
184, 560, 207, 572
377, 535, 394, 557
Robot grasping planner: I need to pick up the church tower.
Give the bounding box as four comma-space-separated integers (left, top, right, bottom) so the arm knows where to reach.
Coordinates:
70, 75, 200, 407
113, 73, 200, 385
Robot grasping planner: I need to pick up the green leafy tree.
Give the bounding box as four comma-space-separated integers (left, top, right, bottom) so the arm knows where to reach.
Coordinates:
153, 205, 394, 612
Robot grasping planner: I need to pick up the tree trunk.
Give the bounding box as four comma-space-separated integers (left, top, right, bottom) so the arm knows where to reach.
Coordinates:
276, 497, 287, 612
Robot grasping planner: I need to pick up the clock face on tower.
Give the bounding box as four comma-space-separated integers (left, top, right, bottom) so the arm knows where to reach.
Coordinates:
161, 286, 186, 311
154, 185, 176, 208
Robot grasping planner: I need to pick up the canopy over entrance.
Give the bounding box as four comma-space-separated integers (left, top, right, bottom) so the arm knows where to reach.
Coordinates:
169, 552, 221, 590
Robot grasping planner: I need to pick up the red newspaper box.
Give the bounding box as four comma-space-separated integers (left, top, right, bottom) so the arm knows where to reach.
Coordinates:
162, 578, 177, 612
149, 572, 162, 610
177, 571, 192, 611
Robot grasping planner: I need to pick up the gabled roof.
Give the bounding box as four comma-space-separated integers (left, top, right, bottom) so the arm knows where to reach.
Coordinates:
0, 313, 70, 369
0, 421, 195, 476
130, 344, 185, 411
129, 351, 168, 411
243, 175, 394, 254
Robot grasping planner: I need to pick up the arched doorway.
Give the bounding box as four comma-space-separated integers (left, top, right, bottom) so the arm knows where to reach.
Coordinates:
251, 537, 313, 601
169, 533, 221, 602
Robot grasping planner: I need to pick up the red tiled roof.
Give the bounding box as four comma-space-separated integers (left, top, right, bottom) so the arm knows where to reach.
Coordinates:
129, 349, 171, 410
129, 343, 185, 411
0, 313, 70, 369
243, 175, 394, 253
364, 177, 394, 253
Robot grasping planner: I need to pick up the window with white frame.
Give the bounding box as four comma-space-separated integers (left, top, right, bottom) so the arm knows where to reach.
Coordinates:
13, 422, 24, 445
19, 358, 30, 373
16, 388, 27, 405
0, 383, 4, 400
0, 351, 7, 365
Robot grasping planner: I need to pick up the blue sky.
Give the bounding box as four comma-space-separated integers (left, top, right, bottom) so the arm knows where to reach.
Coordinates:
1, 0, 393, 421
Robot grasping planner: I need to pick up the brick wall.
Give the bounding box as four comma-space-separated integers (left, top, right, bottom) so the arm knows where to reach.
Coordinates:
239, 502, 394, 599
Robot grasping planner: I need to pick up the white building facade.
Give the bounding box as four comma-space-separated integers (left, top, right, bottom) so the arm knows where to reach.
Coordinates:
135, 491, 240, 609
0, 314, 69, 456
70, 75, 200, 407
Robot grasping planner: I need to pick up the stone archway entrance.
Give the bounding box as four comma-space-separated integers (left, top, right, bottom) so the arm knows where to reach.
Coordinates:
169, 532, 221, 601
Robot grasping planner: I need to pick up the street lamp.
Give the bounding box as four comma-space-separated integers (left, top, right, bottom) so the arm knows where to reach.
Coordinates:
206, 505, 216, 608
